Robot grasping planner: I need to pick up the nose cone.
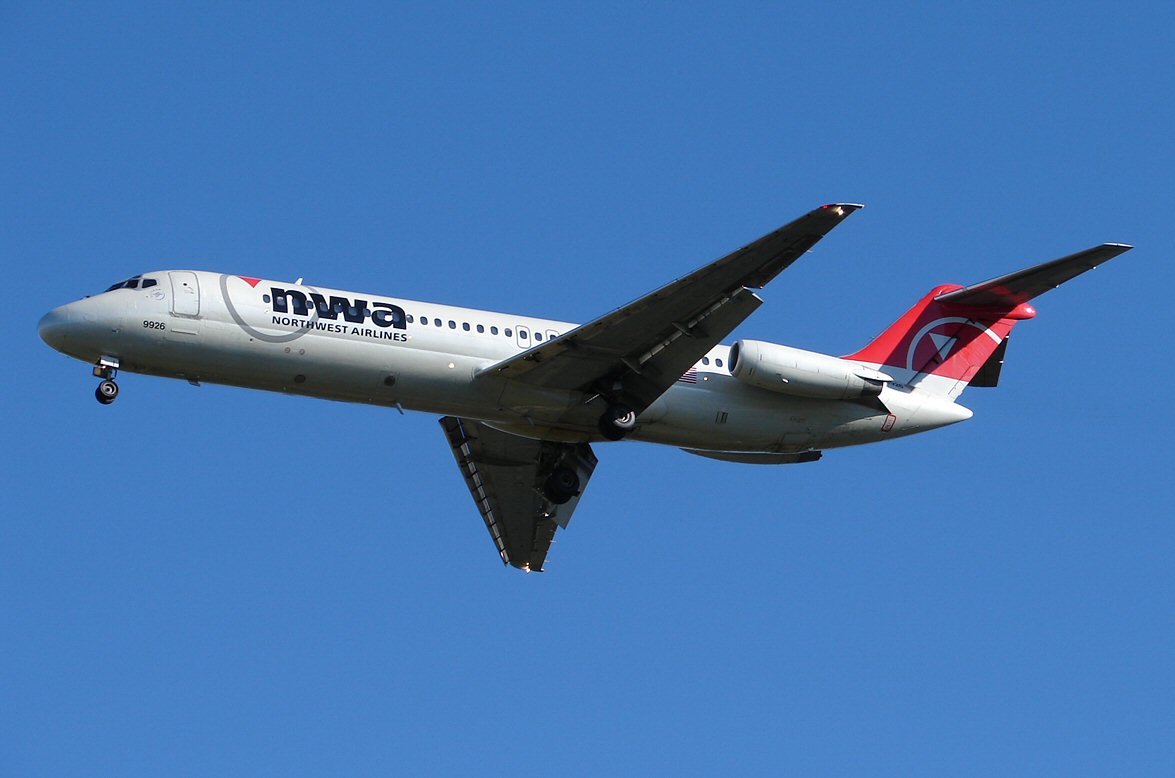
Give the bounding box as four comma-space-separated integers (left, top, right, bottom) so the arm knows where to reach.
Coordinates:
38, 306, 72, 352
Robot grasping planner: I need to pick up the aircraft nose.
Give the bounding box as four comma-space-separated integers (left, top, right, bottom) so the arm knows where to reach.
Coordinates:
38, 306, 72, 351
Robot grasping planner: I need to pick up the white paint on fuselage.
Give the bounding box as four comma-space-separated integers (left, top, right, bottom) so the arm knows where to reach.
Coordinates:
39, 270, 973, 454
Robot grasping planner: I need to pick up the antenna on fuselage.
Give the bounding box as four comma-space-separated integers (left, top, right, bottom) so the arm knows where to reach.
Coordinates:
295, 277, 304, 285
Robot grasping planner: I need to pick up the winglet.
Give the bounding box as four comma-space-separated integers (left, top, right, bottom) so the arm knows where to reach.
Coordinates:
821, 203, 865, 215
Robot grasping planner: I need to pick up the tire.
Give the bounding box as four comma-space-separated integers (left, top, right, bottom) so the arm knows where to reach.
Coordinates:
542, 466, 580, 505
598, 404, 637, 440
96, 380, 119, 404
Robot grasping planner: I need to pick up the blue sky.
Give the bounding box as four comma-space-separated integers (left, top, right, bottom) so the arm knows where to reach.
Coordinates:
4, 3, 1174, 775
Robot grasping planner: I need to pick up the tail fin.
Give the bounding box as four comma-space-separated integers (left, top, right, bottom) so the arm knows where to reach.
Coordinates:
844, 243, 1131, 399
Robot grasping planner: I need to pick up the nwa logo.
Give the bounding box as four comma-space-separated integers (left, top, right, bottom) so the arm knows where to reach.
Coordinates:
906, 317, 1001, 374
269, 287, 406, 329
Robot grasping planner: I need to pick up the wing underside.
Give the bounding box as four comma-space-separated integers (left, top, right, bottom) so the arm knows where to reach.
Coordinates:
440, 416, 598, 571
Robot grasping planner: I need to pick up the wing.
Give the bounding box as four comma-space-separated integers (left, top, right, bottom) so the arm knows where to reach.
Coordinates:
439, 416, 598, 572
476, 204, 862, 411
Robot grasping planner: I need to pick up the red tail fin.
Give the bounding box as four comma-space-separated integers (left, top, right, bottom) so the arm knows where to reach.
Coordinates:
844, 243, 1131, 398
844, 286, 1033, 398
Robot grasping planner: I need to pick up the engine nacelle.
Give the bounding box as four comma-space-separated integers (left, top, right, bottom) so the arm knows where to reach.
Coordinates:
728, 340, 892, 400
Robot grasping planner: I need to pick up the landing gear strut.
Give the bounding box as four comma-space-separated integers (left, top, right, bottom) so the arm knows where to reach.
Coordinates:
93, 357, 120, 405
597, 403, 637, 441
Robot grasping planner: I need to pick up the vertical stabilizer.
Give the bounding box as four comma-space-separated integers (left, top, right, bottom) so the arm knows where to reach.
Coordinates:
843, 243, 1131, 399
844, 287, 1029, 398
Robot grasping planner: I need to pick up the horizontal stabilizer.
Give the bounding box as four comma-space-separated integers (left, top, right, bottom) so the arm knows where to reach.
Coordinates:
935, 243, 1132, 309
681, 449, 822, 465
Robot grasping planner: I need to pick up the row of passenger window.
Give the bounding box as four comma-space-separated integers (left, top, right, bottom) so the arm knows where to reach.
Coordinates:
407, 310, 729, 365
407, 314, 552, 342
409, 310, 723, 367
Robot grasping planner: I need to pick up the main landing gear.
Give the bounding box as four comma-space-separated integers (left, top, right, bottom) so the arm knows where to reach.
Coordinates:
93, 357, 120, 405
597, 403, 637, 441
542, 466, 581, 505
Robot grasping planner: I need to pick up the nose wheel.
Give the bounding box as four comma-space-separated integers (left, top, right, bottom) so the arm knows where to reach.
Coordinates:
92, 357, 121, 405
96, 379, 119, 404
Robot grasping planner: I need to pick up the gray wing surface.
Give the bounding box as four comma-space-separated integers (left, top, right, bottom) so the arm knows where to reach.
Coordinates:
440, 416, 598, 572
476, 203, 862, 411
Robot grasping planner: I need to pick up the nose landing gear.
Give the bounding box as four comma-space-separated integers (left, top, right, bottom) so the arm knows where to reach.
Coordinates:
92, 356, 120, 405
96, 379, 119, 404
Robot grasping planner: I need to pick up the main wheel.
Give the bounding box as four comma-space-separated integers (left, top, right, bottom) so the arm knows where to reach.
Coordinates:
598, 404, 637, 441
542, 466, 580, 505
95, 379, 119, 404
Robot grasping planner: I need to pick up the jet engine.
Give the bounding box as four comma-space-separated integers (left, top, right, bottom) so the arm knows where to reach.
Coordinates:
728, 340, 892, 400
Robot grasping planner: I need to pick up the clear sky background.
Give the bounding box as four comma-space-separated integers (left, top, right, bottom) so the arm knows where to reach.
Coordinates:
3, 3, 1174, 775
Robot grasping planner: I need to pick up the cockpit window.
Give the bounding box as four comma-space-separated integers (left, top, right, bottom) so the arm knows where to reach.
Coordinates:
103, 275, 157, 292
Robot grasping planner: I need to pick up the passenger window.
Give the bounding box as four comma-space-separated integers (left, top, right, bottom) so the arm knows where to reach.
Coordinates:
434, 318, 441, 327
505, 328, 512, 337
702, 357, 710, 365
462, 323, 470, 331
476, 324, 484, 333
448, 320, 456, 329
715, 359, 723, 367
406, 314, 414, 323
534, 332, 543, 342
491, 326, 499, 335
520, 331, 528, 339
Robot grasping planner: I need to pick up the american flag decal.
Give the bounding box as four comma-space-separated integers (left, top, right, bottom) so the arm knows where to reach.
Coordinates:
678, 367, 698, 384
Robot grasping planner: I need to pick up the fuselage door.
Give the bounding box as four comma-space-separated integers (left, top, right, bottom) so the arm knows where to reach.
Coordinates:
515, 325, 531, 350
169, 272, 201, 317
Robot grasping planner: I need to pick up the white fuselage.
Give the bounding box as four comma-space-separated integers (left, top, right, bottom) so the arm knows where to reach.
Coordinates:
38, 270, 971, 453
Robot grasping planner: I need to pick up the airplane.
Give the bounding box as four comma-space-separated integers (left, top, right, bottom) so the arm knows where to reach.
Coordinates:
38, 204, 1131, 571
